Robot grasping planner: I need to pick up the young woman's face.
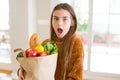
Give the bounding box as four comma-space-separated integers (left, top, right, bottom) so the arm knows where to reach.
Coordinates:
52, 9, 72, 38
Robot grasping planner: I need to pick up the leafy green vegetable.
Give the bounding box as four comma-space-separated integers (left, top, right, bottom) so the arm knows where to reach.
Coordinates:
17, 51, 24, 57
41, 41, 58, 55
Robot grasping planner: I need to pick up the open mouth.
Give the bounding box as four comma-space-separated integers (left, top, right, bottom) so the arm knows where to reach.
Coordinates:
57, 28, 63, 34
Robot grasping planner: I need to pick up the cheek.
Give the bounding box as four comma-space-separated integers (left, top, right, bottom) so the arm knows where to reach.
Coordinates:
66, 21, 71, 30
52, 24, 57, 33
64, 21, 71, 30
64, 24, 71, 33
52, 26, 56, 31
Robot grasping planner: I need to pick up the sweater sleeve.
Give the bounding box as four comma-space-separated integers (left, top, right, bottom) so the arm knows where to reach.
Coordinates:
67, 36, 84, 80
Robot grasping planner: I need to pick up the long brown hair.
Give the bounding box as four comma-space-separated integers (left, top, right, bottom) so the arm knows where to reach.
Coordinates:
50, 3, 78, 79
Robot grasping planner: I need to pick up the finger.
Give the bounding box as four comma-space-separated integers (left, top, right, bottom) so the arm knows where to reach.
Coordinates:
19, 73, 25, 80
18, 77, 23, 80
18, 69, 25, 80
21, 75, 25, 80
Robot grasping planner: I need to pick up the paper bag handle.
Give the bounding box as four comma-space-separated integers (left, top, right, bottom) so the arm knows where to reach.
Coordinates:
14, 48, 26, 58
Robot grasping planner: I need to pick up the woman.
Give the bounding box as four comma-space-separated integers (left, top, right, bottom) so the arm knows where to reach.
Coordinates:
18, 3, 84, 80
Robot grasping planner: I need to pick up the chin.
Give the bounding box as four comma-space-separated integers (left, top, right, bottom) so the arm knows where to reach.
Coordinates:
57, 36, 63, 38
56, 34, 65, 38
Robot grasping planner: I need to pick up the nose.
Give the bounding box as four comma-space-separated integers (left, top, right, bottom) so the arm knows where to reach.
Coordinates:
58, 19, 63, 26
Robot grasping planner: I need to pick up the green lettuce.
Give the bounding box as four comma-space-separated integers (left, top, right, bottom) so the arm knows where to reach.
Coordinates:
41, 41, 58, 55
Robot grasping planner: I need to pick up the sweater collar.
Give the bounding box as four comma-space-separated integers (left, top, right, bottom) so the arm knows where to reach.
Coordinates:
54, 37, 65, 42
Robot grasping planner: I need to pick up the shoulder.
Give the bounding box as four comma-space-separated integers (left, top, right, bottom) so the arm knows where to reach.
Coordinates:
42, 38, 50, 43
70, 34, 84, 58
70, 34, 84, 50
72, 34, 83, 44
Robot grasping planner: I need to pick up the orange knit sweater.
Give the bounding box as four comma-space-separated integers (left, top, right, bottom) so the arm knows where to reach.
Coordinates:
44, 35, 84, 80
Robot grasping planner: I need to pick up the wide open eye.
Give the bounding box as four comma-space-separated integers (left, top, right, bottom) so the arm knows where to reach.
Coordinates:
63, 17, 70, 22
53, 16, 59, 21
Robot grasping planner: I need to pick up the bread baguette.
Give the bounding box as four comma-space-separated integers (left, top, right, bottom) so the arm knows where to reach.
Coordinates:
29, 33, 39, 48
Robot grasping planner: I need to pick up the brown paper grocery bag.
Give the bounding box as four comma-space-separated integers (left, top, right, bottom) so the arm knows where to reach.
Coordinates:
15, 48, 57, 80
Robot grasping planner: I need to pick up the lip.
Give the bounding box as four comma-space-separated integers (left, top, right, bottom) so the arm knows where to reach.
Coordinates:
57, 28, 63, 34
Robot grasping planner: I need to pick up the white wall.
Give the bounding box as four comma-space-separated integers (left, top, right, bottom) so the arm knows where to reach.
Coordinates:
36, 0, 51, 42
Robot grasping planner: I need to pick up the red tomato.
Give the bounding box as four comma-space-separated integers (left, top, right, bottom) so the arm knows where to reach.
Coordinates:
25, 48, 37, 57
37, 52, 49, 57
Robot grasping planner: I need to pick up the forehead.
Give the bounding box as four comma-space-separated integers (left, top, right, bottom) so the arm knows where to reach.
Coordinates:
53, 9, 71, 18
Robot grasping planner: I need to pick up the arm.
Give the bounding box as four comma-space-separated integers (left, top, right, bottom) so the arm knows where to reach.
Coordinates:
67, 37, 84, 80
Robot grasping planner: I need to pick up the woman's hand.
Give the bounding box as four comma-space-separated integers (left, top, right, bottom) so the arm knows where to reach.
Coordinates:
17, 66, 25, 80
